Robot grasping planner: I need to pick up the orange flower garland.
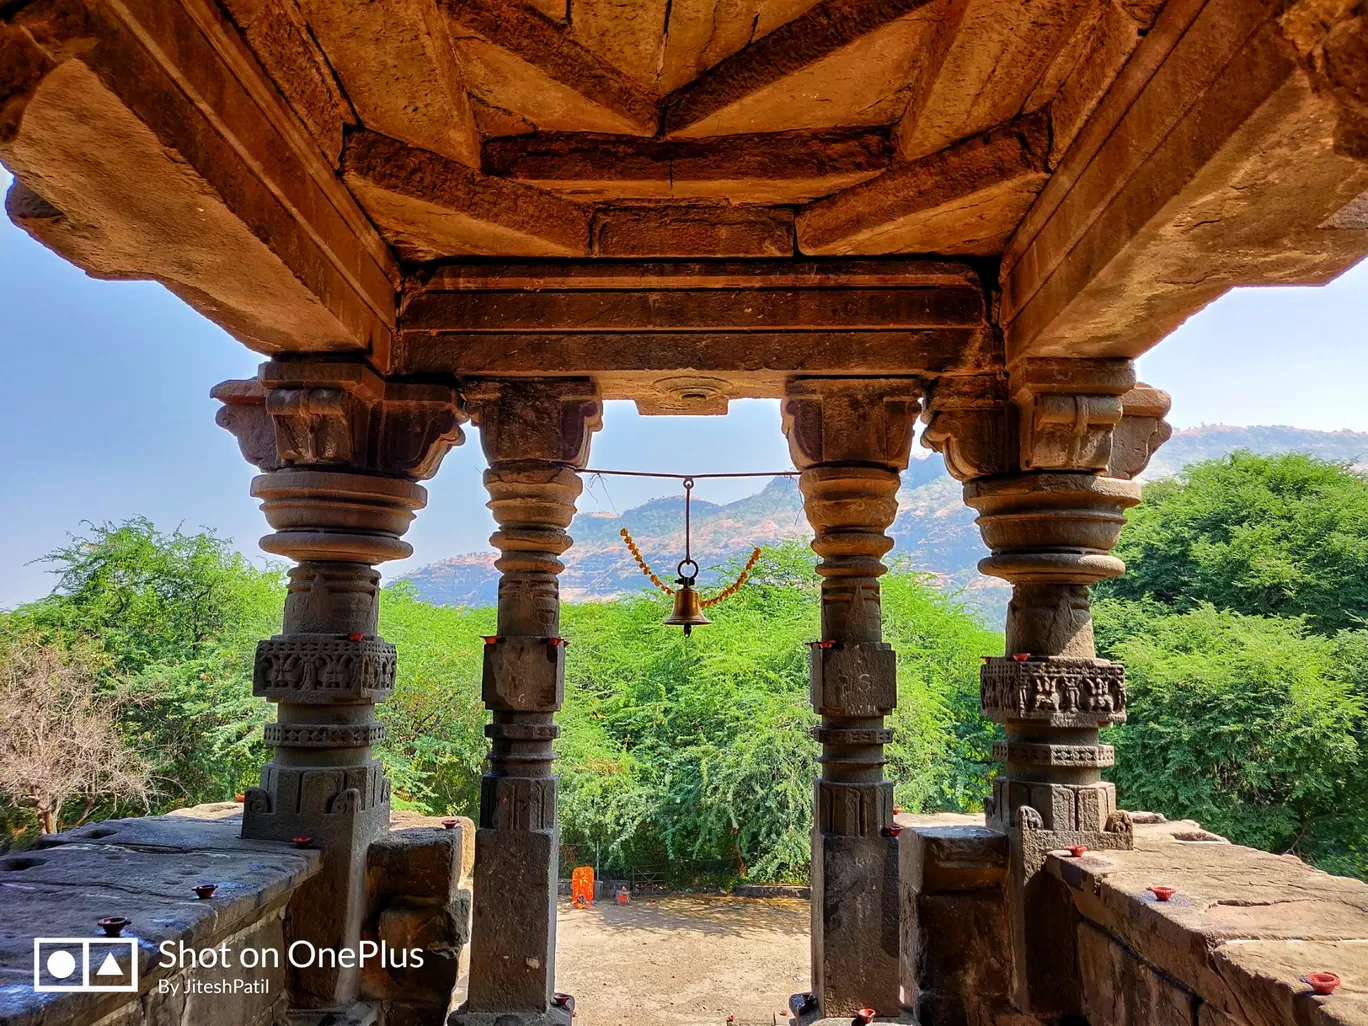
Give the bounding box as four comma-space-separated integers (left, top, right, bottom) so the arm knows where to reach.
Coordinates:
701, 547, 762, 608
620, 528, 674, 595
618, 529, 761, 608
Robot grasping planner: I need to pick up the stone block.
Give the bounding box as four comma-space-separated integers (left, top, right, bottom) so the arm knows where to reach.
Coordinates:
1031, 783, 1077, 831
1079, 921, 1195, 1026
918, 892, 1012, 1001
377, 898, 470, 953
1076, 783, 1117, 832
467, 827, 558, 1013
810, 642, 897, 716
482, 637, 565, 712
368, 824, 465, 905
368, 893, 470, 1007
813, 831, 900, 1016
903, 824, 1009, 894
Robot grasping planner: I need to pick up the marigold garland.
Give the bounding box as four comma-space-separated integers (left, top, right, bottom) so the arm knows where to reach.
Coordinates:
618, 528, 762, 607
620, 527, 673, 595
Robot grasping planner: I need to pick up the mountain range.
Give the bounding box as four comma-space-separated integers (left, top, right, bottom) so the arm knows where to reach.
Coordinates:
400, 425, 1368, 619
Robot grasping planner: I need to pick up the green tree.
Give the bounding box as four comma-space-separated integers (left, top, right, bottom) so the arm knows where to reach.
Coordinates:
2, 519, 282, 807
1098, 452, 1368, 633
1098, 600, 1368, 878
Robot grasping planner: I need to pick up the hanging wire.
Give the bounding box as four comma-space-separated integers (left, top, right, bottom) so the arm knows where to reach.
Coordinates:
577, 468, 799, 480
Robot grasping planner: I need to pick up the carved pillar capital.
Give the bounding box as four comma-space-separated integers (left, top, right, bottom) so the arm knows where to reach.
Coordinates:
213, 359, 466, 566
920, 374, 1011, 481
213, 358, 466, 479
465, 378, 602, 468
921, 361, 1171, 482
780, 377, 922, 470
1011, 358, 1132, 473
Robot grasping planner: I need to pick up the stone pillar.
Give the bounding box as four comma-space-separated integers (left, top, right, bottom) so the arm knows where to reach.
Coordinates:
455, 379, 602, 1026
781, 378, 921, 1020
213, 360, 465, 1010
922, 361, 1171, 1015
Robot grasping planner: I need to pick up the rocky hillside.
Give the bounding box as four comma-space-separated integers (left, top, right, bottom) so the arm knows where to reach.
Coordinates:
400, 425, 1368, 618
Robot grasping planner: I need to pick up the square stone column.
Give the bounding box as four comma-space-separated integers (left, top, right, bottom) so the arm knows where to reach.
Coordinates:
453, 379, 601, 1026
922, 362, 1172, 1016
214, 361, 465, 1011
781, 378, 921, 1020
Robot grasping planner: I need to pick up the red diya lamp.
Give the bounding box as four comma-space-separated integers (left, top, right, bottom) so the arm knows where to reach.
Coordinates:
855, 1009, 877, 1024
348, 632, 364, 641
883, 824, 904, 838
98, 916, 130, 936
234, 793, 245, 803
1011, 652, 1031, 662
482, 635, 500, 645
1304, 973, 1341, 995
1148, 885, 1176, 902
193, 884, 218, 900
291, 836, 313, 849
441, 818, 458, 830
1067, 846, 1088, 858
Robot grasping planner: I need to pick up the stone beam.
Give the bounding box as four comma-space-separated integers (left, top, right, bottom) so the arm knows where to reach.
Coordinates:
796, 111, 1051, 256
661, 0, 943, 138
294, 0, 480, 168
440, 0, 659, 136
590, 204, 796, 257
894, 0, 1095, 161
341, 130, 591, 261
1001, 0, 1368, 361
480, 128, 892, 203
0, 0, 398, 363
215, 0, 355, 166
397, 260, 996, 401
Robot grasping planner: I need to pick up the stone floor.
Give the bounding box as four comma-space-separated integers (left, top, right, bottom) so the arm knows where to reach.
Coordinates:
554, 895, 809, 1026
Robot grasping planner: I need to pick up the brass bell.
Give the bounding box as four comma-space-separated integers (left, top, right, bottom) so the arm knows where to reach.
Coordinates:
663, 559, 711, 635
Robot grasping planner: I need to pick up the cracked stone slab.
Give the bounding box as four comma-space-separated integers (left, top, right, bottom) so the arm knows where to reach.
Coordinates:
1047, 819, 1368, 1026
0, 809, 319, 1026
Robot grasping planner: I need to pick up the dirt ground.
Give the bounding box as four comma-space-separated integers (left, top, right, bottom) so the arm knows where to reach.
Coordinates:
554, 895, 810, 1026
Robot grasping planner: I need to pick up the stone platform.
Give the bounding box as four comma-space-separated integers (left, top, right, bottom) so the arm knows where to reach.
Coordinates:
900, 812, 1368, 1026
0, 803, 320, 1026
0, 803, 473, 1026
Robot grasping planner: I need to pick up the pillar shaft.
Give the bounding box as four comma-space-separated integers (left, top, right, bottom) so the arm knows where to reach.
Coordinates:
782, 379, 919, 1019
462, 381, 601, 1021
214, 362, 464, 1010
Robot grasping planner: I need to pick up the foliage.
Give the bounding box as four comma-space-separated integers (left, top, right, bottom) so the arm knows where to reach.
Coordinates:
1097, 600, 1368, 878
0, 525, 999, 880
1099, 452, 1368, 633
0, 636, 155, 835
376, 583, 491, 816
1, 519, 281, 816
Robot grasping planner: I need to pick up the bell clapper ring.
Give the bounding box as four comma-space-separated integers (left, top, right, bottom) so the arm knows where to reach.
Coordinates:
676, 558, 700, 586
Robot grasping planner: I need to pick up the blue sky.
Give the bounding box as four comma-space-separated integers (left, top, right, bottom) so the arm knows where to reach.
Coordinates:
1, 163, 1365, 606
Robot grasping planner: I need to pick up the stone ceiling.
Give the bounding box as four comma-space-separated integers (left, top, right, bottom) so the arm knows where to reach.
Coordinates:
0, 0, 1365, 388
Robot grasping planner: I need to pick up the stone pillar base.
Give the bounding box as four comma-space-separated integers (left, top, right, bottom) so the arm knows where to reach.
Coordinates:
790, 1004, 917, 1026
287, 1001, 380, 1026
1006, 811, 1135, 1015
811, 831, 901, 1017
449, 1003, 574, 1026
467, 827, 559, 1012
